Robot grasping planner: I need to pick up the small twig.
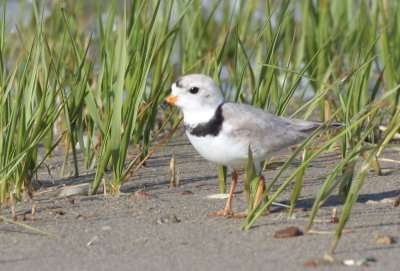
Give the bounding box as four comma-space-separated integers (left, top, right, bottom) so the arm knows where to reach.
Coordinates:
378, 157, 400, 165
271, 202, 291, 208
32, 185, 65, 196
42, 162, 54, 184
308, 229, 355, 235
31, 202, 36, 221
102, 178, 107, 195
379, 125, 400, 139
10, 193, 17, 221
86, 235, 99, 246
124, 123, 179, 182
169, 153, 177, 187
330, 208, 339, 223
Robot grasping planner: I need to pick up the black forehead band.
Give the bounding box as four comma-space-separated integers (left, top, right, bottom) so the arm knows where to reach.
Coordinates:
175, 78, 183, 88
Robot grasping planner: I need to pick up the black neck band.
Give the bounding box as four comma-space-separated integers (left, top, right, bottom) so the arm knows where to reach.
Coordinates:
185, 103, 224, 137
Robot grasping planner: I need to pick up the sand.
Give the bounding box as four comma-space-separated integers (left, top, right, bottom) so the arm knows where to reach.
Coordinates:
1, 135, 399, 271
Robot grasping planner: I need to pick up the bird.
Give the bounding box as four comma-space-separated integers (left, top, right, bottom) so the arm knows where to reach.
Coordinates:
165, 74, 343, 216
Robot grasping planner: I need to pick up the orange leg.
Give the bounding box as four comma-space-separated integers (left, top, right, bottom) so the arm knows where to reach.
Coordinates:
253, 175, 265, 209
208, 170, 238, 216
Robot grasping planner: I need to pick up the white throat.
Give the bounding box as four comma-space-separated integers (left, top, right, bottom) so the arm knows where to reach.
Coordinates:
183, 106, 220, 126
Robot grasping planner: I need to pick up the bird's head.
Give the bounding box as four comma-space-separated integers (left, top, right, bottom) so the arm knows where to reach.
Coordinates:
165, 74, 224, 115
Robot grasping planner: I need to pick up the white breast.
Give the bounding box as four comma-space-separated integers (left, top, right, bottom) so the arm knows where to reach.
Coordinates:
186, 123, 251, 168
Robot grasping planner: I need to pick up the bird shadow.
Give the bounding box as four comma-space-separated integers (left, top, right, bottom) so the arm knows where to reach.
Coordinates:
285, 189, 400, 209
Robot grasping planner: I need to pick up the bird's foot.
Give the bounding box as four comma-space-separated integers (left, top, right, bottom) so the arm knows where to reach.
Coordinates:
207, 208, 234, 217
207, 209, 247, 218
232, 213, 247, 219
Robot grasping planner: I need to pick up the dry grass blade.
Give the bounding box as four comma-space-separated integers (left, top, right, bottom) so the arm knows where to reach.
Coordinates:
0, 215, 57, 238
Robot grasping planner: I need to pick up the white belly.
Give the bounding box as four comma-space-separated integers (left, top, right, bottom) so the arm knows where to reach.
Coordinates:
186, 131, 250, 168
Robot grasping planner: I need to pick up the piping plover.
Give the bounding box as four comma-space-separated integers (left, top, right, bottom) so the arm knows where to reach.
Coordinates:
165, 74, 342, 216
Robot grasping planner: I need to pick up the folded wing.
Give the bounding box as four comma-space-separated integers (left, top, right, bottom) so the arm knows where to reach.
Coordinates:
221, 102, 325, 157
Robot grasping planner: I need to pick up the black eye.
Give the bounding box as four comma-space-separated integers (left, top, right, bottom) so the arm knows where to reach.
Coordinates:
189, 87, 199, 94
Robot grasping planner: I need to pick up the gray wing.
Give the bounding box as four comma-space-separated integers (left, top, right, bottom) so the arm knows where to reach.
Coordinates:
221, 102, 321, 156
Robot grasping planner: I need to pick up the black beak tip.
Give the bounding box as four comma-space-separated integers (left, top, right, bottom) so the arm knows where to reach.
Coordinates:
161, 99, 169, 108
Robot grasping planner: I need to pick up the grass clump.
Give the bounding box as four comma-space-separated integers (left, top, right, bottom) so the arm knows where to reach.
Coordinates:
0, 0, 399, 256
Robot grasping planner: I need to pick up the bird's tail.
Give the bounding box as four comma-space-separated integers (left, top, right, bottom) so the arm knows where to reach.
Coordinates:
290, 119, 344, 133
328, 122, 345, 128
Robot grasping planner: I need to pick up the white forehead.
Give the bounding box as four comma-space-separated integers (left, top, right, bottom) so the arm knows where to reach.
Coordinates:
175, 74, 219, 90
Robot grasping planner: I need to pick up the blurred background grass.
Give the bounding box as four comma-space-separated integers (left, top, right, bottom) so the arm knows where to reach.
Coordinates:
0, 0, 399, 255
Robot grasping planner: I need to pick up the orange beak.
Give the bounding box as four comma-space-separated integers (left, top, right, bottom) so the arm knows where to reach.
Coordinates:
166, 95, 178, 105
